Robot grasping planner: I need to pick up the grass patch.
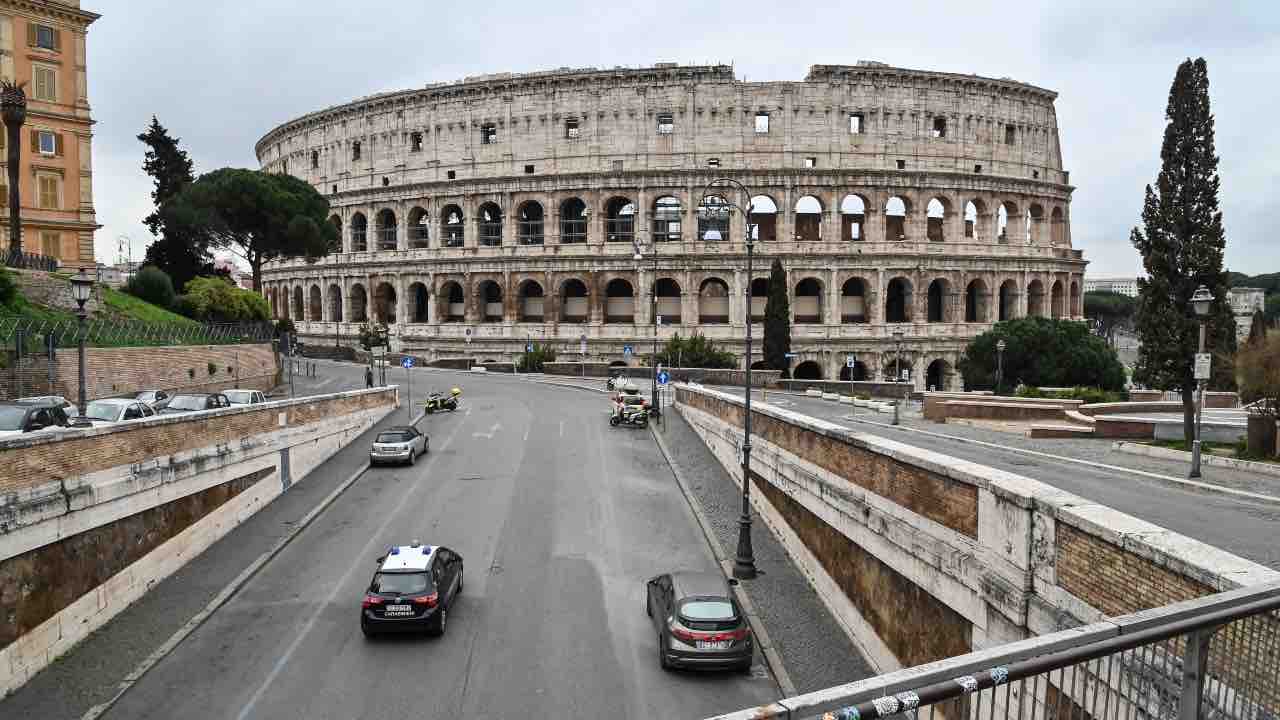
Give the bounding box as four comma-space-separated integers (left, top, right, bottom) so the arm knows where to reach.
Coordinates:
1144, 438, 1279, 464
100, 286, 199, 325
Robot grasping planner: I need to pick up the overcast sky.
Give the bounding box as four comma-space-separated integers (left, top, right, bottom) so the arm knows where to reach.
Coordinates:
86, 0, 1278, 278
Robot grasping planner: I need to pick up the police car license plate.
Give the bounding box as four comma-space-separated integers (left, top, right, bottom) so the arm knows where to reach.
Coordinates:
696, 640, 731, 650
384, 604, 413, 616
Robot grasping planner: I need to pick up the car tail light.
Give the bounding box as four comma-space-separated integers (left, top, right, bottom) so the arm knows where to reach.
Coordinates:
362, 595, 385, 608
669, 624, 751, 643
669, 625, 701, 643
412, 592, 438, 608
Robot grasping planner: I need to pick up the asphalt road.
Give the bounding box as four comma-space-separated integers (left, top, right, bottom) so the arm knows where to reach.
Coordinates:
98, 364, 776, 720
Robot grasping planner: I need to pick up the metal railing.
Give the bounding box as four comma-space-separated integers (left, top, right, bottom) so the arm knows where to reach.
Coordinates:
710, 582, 1280, 720
0, 316, 275, 348
3, 248, 58, 271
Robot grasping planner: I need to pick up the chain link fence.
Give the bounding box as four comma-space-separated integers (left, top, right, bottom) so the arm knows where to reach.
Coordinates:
0, 316, 274, 349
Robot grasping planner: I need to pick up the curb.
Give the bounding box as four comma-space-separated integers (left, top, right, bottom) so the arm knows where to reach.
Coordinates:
1112, 441, 1280, 481
650, 419, 796, 698
81, 410, 426, 720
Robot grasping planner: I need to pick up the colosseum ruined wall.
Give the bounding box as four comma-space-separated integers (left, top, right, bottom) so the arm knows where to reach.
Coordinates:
257, 61, 1086, 388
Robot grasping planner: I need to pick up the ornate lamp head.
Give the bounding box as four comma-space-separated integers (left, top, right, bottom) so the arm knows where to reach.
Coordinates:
0, 80, 27, 127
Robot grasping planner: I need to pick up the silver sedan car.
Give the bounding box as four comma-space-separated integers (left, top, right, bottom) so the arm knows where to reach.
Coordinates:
369, 426, 428, 466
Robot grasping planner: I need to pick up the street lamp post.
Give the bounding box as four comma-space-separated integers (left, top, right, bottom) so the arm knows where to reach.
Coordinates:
1189, 285, 1214, 479
69, 268, 94, 416
700, 179, 757, 580
892, 328, 905, 426
996, 339, 1007, 395
631, 235, 661, 419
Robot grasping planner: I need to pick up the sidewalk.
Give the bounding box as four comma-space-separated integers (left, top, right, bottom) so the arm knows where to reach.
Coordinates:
654, 409, 875, 694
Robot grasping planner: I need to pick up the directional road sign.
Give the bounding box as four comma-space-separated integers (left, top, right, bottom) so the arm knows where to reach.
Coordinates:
658, 371, 670, 385
401, 357, 414, 369
526, 342, 534, 352
623, 344, 633, 357
846, 354, 857, 369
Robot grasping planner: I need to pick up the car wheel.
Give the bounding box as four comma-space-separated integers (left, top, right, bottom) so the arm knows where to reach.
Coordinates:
430, 606, 448, 637
657, 634, 671, 671
610, 416, 620, 427
645, 595, 651, 617
426, 406, 435, 414
408, 449, 416, 466
361, 622, 374, 639
458, 568, 463, 592
737, 660, 753, 674
424, 440, 430, 454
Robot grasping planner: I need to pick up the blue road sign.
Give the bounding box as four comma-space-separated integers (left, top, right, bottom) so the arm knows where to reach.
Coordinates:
526, 342, 533, 352
623, 344, 633, 357
784, 352, 798, 359
658, 371, 670, 385
401, 357, 414, 369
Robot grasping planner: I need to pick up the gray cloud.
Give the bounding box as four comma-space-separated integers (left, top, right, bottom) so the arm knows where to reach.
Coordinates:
88, 0, 1278, 276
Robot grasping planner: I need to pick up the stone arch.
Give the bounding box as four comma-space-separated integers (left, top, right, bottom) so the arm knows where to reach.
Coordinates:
750, 277, 769, 321
373, 281, 396, 324
697, 195, 730, 241
997, 201, 1018, 243
309, 284, 322, 321
839, 361, 869, 381
926, 358, 951, 392
605, 196, 635, 243
517, 279, 545, 322
885, 276, 913, 323
656, 277, 682, 323
884, 356, 913, 384
329, 214, 343, 248
652, 195, 683, 242
408, 207, 429, 248
349, 283, 368, 322
350, 212, 368, 252
840, 194, 867, 241
965, 278, 989, 323
794, 277, 823, 323
793, 360, 823, 380
751, 360, 771, 370
604, 278, 634, 323
885, 196, 910, 241
1029, 204, 1045, 245
440, 281, 464, 322
478, 279, 503, 321
926, 278, 951, 323
1070, 279, 1081, 318
376, 208, 397, 251
560, 197, 588, 244
964, 199, 986, 240
926, 197, 949, 242
478, 202, 503, 246
998, 279, 1018, 321
441, 204, 464, 247
748, 194, 778, 241
291, 286, 304, 320
794, 195, 823, 241
1050, 207, 1066, 246
841, 276, 870, 323
408, 282, 429, 323
328, 283, 343, 322
517, 200, 544, 245
1027, 278, 1046, 317
560, 277, 589, 322
698, 277, 730, 324
1051, 278, 1066, 319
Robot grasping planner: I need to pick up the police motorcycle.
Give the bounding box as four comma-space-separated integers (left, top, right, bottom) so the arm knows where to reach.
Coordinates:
608, 392, 649, 428
425, 387, 461, 414
606, 371, 624, 391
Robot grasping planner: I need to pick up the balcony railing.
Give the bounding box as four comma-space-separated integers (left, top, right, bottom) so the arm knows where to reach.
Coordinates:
517, 221, 544, 245
606, 218, 634, 243
478, 222, 502, 246
3, 249, 57, 271
560, 219, 587, 243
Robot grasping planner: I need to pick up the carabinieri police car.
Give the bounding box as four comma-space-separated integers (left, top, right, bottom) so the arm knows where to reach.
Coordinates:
360, 542, 464, 637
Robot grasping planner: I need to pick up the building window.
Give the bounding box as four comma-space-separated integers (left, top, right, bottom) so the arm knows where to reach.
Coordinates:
707, 157, 720, 167
282, 158, 288, 174
40, 231, 59, 257
37, 175, 59, 209
447, 170, 456, 180
311, 150, 319, 168
332, 184, 338, 194
481, 123, 497, 144
974, 164, 982, 174
524, 164, 535, 174
657, 113, 674, 134
612, 160, 624, 172
32, 65, 56, 102
932, 117, 947, 138
804, 157, 816, 168
1005, 124, 1016, 145
565, 118, 580, 139
896, 159, 906, 170
1032, 169, 1039, 179
37, 130, 56, 155
849, 113, 864, 134
32, 24, 58, 51
381, 176, 389, 186
754, 112, 770, 134
352, 141, 361, 161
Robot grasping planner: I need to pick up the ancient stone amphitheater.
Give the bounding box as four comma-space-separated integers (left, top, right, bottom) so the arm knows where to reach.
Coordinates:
256, 62, 1085, 389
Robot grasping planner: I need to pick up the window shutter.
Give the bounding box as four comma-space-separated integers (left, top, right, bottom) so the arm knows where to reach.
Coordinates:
26, 23, 36, 47
29, 129, 38, 151
54, 133, 63, 156
0, 186, 7, 207
52, 29, 61, 52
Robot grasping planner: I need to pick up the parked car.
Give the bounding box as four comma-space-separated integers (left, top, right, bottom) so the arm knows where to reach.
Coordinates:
0, 400, 78, 439
136, 389, 171, 410
80, 398, 157, 426
369, 426, 429, 465
646, 571, 753, 672
223, 389, 267, 406
360, 543, 463, 637
158, 393, 232, 415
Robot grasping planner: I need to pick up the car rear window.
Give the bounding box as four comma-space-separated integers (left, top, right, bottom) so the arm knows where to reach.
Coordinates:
167, 396, 205, 411
679, 599, 735, 621
376, 432, 412, 443
0, 406, 26, 431
224, 390, 253, 404
371, 572, 431, 595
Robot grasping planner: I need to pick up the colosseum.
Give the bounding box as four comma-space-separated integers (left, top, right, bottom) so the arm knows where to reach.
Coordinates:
256, 61, 1085, 390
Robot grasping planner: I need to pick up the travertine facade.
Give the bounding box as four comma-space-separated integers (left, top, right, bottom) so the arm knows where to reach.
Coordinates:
257, 62, 1087, 389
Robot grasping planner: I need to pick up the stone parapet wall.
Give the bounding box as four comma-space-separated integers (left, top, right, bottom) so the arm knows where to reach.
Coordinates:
778, 379, 913, 399
51, 343, 277, 402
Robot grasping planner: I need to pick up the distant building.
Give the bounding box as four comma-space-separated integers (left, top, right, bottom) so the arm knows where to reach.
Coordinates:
95, 262, 125, 287
1083, 277, 1140, 297
1229, 287, 1266, 342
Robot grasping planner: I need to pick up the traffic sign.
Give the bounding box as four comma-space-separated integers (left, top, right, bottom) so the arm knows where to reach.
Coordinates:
526, 342, 534, 352
658, 371, 670, 385
657, 315, 663, 325
1194, 353, 1212, 380
846, 354, 857, 369
401, 357, 414, 369
623, 344, 633, 357
465, 327, 472, 344
784, 352, 798, 359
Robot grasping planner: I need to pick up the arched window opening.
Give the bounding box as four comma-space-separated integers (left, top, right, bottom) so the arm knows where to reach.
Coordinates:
517, 201, 544, 245
885, 197, 907, 241
605, 197, 635, 243
478, 203, 503, 246
926, 198, 947, 242
841, 277, 868, 323
1029, 204, 1045, 245
328, 284, 343, 323
1050, 207, 1066, 246
408, 283, 429, 323
840, 195, 866, 241
652, 196, 683, 242
997, 203, 1015, 243
793, 360, 823, 380
350, 213, 368, 252
926, 359, 950, 392
1070, 280, 1081, 318
1028, 279, 1046, 317
479, 280, 503, 322
964, 201, 979, 239
656, 278, 681, 324
561, 279, 588, 322
605, 278, 634, 323
750, 278, 768, 322
292, 286, 304, 320
794, 277, 823, 324
927, 279, 950, 323
519, 281, 544, 322
377, 209, 397, 251
442, 205, 464, 248
560, 198, 588, 244
965, 279, 988, 323
884, 359, 913, 385
698, 277, 730, 324
794, 195, 822, 241
1051, 279, 1065, 319
748, 195, 777, 241
350, 284, 368, 322
999, 280, 1017, 321
697, 195, 730, 241
309, 285, 322, 321
373, 282, 396, 324
442, 282, 464, 322
408, 207, 429, 248
886, 277, 912, 323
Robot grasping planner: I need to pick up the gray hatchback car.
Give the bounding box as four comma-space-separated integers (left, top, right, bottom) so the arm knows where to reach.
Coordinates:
646, 571, 753, 672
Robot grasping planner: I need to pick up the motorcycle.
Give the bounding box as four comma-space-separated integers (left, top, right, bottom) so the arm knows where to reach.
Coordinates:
609, 399, 649, 428
425, 388, 461, 414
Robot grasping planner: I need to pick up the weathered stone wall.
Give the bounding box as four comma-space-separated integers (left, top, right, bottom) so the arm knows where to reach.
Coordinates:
13, 269, 102, 314
50, 343, 277, 402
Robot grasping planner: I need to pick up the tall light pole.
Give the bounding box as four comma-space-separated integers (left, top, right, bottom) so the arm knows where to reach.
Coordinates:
632, 232, 661, 419
1189, 285, 1214, 479
700, 179, 757, 580
1, 80, 26, 259
892, 328, 905, 426
996, 338, 1007, 395
69, 268, 94, 415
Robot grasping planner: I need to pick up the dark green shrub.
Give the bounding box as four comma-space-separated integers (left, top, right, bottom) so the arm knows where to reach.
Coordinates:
0, 267, 17, 309
517, 342, 557, 373
125, 266, 177, 309
207, 361, 217, 376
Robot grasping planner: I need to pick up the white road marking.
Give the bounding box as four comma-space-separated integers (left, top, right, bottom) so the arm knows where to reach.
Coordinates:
559, 420, 564, 438
472, 422, 502, 439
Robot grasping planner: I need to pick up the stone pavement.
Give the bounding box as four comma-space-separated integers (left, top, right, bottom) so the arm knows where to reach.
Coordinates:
655, 409, 877, 694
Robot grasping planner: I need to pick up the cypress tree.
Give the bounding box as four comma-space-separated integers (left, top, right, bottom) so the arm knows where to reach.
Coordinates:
138, 117, 213, 292
1131, 58, 1236, 446
1247, 309, 1267, 346
762, 258, 791, 375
